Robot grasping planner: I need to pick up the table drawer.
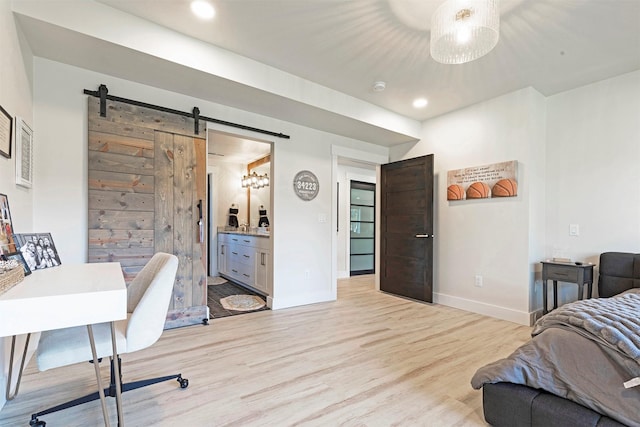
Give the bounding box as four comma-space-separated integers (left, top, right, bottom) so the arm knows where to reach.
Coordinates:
546, 266, 579, 282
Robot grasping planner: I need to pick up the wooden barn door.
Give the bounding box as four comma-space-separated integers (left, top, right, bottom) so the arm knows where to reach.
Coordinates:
87, 97, 207, 328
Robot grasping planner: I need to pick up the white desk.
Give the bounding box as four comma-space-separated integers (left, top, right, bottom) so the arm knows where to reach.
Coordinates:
0, 263, 127, 426
0, 263, 126, 336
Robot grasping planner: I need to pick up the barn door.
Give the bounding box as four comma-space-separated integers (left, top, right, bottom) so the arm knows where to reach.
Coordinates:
87, 97, 207, 328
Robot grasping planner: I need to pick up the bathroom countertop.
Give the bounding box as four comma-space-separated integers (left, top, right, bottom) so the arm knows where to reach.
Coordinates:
218, 229, 270, 238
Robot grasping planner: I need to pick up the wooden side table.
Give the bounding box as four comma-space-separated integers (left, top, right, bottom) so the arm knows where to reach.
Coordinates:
541, 261, 595, 314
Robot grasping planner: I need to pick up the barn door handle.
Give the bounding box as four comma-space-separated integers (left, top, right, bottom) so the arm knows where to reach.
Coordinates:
415, 234, 434, 238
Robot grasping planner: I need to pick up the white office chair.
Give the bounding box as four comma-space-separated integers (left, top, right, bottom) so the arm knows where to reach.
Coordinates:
30, 253, 188, 427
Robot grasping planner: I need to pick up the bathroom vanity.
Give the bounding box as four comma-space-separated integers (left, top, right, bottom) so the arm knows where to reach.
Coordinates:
217, 230, 270, 295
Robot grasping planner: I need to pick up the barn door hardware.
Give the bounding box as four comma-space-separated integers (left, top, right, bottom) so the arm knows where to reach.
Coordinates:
98, 84, 108, 117
83, 84, 291, 139
197, 200, 204, 243
193, 107, 200, 135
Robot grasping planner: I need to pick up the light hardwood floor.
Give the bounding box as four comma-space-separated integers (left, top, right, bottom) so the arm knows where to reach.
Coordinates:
0, 275, 531, 426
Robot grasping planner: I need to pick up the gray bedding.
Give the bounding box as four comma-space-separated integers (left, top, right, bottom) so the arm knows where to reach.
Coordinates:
471, 289, 640, 427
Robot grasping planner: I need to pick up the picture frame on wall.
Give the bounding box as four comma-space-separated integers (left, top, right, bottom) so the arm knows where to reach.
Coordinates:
12, 232, 61, 271
15, 117, 33, 188
2, 251, 32, 276
0, 104, 12, 159
0, 193, 17, 255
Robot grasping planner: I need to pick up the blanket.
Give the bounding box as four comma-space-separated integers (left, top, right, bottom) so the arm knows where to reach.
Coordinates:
471, 289, 640, 427
532, 290, 640, 364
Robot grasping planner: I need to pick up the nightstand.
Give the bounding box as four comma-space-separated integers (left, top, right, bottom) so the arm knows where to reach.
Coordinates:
541, 261, 595, 314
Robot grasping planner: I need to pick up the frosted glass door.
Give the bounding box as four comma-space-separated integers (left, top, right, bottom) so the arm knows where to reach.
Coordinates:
350, 181, 375, 276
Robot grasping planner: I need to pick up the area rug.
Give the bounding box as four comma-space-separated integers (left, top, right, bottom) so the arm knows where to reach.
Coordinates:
208, 276, 228, 285
220, 294, 266, 311
208, 281, 269, 319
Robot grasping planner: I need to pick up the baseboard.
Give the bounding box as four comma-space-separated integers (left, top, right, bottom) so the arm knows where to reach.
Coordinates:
270, 290, 335, 310
434, 293, 533, 326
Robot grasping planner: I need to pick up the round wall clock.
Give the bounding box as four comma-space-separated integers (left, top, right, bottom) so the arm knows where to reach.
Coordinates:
293, 170, 319, 201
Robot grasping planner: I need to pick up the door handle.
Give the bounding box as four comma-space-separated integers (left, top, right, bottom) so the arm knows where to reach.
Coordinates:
415, 234, 434, 238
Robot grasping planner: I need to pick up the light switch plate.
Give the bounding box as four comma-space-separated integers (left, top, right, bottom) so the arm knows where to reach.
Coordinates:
569, 224, 579, 236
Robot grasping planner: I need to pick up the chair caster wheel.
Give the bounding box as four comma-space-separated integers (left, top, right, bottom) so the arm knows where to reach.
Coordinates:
30, 417, 46, 426
177, 376, 189, 389
202, 318, 209, 325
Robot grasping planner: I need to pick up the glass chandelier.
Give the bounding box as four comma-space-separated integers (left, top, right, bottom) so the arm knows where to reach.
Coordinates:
430, 0, 500, 64
241, 171, 269, 189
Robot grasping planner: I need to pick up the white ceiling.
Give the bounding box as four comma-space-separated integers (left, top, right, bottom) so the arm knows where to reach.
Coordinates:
207, 130, 271, 164
12, 0, 640, 152
95, 0, 640, 121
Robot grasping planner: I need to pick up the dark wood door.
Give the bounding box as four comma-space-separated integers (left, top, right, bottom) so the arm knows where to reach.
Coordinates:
380, 155, 434, 302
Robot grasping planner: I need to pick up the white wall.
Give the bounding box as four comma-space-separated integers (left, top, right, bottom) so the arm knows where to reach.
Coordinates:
0, 0, 35, 411
32, 57, 389, 312
545, 70, 640, 299
390, 71, 640, 325
390, 88, 547, 325
0, 0, 33, 232
207, 157, 250, 230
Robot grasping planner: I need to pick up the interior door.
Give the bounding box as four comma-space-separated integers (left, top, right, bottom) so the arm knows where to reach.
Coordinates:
87, 97, 207, 328
380, 155, 434, 303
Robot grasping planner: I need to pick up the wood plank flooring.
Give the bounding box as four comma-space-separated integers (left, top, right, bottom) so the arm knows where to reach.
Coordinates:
0, 275, 531, 426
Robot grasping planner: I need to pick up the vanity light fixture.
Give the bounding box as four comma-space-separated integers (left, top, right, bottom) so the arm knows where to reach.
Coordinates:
241, 172, 269, 189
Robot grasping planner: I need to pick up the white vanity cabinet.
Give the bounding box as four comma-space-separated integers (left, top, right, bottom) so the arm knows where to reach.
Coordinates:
218, 232, 270, 295
253, 236, 270, 294
217, 233, 229, 276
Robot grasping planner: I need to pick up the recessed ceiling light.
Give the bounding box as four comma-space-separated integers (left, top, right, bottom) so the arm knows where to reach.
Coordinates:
191, 1, 215, 20
413, 98, 428, 108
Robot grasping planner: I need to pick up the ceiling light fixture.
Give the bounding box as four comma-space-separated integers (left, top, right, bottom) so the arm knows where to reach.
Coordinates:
413, 98, 428, 108
191, 1, 215, 20
430, 0, 499, 64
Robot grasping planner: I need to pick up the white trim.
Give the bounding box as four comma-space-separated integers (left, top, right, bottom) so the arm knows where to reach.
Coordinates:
434, 292, 533, 326
331, 145, 388, 165
331, 145, 387, 300
270, 291, 334, 310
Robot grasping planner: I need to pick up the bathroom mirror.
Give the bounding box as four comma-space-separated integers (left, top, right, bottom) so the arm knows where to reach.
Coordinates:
248, 161, 270, 229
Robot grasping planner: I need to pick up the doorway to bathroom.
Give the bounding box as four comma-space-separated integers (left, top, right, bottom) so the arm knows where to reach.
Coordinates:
206, 129, 273, 314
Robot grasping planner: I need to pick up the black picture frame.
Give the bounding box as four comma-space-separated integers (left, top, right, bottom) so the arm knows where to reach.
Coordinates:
12, 232, 62, 271
3, 251, 32, 276
0, 104, 12, 159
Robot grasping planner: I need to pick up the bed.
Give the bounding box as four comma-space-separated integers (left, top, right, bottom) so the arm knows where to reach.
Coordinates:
471, 252, 640, 427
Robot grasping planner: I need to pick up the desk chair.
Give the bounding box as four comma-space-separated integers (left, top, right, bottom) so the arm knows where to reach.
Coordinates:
30, 253, 188, 426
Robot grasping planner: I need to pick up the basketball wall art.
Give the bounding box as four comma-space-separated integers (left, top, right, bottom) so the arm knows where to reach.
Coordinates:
447, 160, 518, 201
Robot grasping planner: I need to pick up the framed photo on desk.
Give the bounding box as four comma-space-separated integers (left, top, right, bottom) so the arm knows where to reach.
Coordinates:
12, 233, 61, 271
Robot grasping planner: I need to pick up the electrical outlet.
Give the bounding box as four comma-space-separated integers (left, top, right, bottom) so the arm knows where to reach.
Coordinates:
569, 224, 579, 236
475, 275, 483, 287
